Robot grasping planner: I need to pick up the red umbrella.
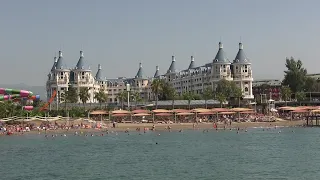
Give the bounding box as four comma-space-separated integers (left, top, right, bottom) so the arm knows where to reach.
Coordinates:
155, 113, 172, 116
112, 113, 130, 117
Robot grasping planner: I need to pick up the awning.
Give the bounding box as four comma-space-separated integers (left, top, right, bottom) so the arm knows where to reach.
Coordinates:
112, 113, 130, 117
152, 109, 172, 113
155, 113, 172, 116
90, 110, 108, 115
112, 110, 130, 114
132, 109, 150, 114
176, 112, 194, 116
133, 113, 151, 117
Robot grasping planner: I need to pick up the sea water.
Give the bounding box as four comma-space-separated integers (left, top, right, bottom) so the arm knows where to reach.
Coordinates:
0, 128, 320, 180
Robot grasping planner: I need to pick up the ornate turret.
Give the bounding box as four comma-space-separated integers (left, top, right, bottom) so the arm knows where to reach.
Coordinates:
135, 63, 144, 79
95, 64, 104, 81
167, 56, 177, 73
76, 51, 88, 70
154, 66, 160, 78
188, 56, 196, 69
233, 42, 250, 64
55, 51, 68, 70
213, 42, 230, 64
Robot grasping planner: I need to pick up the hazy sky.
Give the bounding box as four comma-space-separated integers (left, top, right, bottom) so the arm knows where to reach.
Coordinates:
0, 0, 319, 86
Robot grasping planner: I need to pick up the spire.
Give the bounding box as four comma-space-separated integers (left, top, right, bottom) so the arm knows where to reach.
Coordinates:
76, 51, 87, 70
135, 62, 144, 79
55, 51, 67, 69
95, 64, 103, 81
167, 55, 177, 73
188, 56, 196, 69
154, 66, 160, 78
233, 42, 250, 64
51, 57, 57, 72
213, 42, 230, 64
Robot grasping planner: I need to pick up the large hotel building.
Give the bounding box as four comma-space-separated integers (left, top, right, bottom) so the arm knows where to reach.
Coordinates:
46, 42, 254, 104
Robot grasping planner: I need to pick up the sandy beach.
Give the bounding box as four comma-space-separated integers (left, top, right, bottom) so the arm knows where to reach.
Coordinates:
30, 120, 305, 135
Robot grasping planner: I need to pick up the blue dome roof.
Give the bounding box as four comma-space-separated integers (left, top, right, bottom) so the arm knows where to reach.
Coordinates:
233, 43, 250, 64
213, 42, 230, 64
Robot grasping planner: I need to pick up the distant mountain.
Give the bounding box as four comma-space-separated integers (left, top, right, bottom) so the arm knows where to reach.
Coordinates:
0, 84, 46, 100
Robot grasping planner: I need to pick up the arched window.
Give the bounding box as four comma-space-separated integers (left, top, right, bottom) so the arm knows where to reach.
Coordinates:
245, 87, 249, 92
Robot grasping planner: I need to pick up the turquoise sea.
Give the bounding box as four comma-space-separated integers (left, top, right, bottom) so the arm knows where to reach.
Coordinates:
1, 127, 320, 180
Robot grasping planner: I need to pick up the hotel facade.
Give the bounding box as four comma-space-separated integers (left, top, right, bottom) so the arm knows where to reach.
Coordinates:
46, 42, 254, 104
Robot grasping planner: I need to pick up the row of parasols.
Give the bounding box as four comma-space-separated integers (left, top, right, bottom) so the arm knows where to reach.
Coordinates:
277, 106, 320, 113
90, 108, 256, 117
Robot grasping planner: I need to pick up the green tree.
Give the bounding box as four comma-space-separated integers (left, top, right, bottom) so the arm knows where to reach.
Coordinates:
230, 83, 243, 107
282, 57, 307, 93
167, 88, 178, 109
182, 91, 196, 109
202, 87, 214, 108
94, 89, 107, 109
216, 79, 233, 97
295, 91, 306, 105
281, 86, 292, 106
151, 79, 163, 109
79, 87, 90, 108
116, 91, 127, 109
216, 92, 227, 108
66, 85, 78, 103
132, 91, 142, 108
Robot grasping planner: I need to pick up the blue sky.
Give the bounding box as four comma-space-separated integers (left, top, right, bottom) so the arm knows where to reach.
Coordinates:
0, 0, 319, 85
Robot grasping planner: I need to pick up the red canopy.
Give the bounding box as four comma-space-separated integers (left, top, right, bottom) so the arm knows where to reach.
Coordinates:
198, 112, 215, 115
112, 113, 130, 117
155, 113, 172, 116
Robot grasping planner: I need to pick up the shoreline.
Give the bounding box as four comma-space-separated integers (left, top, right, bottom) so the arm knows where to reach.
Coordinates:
6, 120, 305, 135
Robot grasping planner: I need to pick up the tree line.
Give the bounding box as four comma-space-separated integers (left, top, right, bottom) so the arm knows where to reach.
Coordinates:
261, 57, 320, 105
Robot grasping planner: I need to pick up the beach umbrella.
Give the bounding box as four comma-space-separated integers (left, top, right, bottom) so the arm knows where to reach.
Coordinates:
311, 109, 320, 113
231, 108, 253, 112
133, 113, 151, 117
155, 113, 172, 116
112, 113, 130, 117
112, 110, 130, 114
198, 112, 215, 115
90, 110, 108, 115
211, 108, 230, 112
132, 109, 150, 114
192, 108, 211, 113
152, 109, 172, 113
219, 111, 236, 115
176, 112, 194, 116
292, 109, 308, 113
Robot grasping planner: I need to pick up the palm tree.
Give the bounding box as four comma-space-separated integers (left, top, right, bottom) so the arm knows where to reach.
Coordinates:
79, 87, 90, 108
132, 91, 142, 108
116, 91, 127, 109
66, 85, 78, 104
182, 91, 195, 110
281, 86, 292, 106
202, 87, 214, 108
232, 86, 243, 107
151, 79, 163, 109
216, 92, 227, 108
295, 91, 306, 105
94, 89, 107, 109
168, 88, 178, 110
